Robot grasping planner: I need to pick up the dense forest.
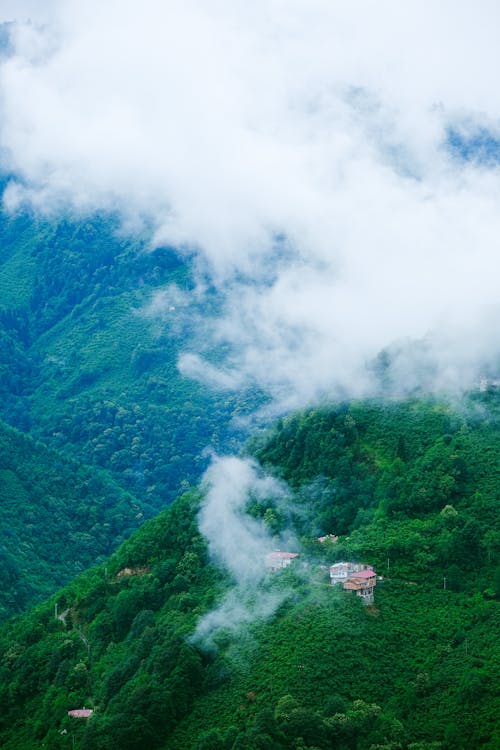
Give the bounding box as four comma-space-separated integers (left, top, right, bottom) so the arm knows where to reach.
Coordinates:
0, 205, 259, 511
0, 397, 498, 749
0, 419, 143, 621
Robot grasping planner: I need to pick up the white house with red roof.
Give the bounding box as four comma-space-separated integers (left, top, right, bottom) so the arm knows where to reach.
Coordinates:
266, 551, 299, 571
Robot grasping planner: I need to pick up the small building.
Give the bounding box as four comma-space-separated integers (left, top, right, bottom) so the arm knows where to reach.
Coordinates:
68, 708, 93, 719
329, 561, 365, 584
266, 551, 299, 571
343, 568, 377, 604
117, 566, 149, 579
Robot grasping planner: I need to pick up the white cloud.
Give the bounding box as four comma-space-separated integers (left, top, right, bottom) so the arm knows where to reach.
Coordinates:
192, 455, 293, 645
198, 455, 288, 584
2, 1, 500, 402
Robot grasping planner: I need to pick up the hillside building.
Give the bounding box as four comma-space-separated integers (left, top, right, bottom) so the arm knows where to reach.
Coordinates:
330, 562, 377, 604
68, 708, 93, 719
343, 568, 377, 604
329, 561, 365, 584
266, 551, 299, 571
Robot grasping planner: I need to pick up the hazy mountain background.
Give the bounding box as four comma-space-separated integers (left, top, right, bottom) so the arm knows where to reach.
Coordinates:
0, 204, 262, 507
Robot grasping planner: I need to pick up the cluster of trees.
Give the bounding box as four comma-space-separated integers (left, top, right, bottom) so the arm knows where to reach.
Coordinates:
196, 694, 443, 750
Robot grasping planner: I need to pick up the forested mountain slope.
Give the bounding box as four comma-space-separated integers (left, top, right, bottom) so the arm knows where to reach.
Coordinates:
0, 205, 257, 510
253, 394, 500, 592
0, 397, 498, 750
0, 420, 143, 621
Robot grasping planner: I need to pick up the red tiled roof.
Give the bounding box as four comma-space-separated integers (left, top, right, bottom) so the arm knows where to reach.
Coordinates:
350, 569, 375, 579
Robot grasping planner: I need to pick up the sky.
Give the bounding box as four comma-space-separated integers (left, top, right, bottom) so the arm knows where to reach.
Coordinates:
2, 1, 500, 409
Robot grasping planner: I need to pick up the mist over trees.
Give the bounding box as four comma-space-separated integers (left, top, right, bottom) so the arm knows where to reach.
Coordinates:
0, 398, 499, 749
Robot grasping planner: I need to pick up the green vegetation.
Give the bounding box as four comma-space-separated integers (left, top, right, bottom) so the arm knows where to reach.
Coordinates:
0, 397, 498, 749
0, 420, 142, 621
0, 207, 258, 511
253, 396, 500, 594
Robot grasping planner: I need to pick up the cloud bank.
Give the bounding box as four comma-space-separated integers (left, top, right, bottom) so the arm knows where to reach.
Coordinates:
2, 1, 500, 405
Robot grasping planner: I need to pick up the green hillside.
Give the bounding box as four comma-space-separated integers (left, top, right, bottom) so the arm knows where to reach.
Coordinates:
0, 206, 258, 511
0, 397, 498, 750
0, 420, 143, 621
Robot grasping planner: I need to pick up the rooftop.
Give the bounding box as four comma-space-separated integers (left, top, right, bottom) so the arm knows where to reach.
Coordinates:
267, 551, 299, 560
350, 569, 375, 579
68, 709, 93, 719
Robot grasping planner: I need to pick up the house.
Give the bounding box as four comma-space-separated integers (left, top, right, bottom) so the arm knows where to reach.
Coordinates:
68, 708, 93, 719
266, 551, 299, 571
116, 566, 149, 579
343, 568, 377, 604
329, 561, 365, 584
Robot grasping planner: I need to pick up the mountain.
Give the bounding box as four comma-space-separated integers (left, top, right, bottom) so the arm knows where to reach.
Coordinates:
0, 205, 259, 513
0, 397, 498, 750
0, 419, 143, 622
